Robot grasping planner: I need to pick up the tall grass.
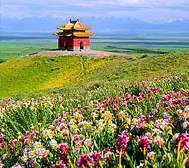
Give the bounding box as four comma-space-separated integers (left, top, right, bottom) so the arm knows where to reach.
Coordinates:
0, 73, 188, 167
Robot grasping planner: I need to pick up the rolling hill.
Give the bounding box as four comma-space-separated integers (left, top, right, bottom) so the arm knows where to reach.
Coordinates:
0, 52, 189, 99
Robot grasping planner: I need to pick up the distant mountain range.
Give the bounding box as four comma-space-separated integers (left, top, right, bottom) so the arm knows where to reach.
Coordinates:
1, 17, 189, 35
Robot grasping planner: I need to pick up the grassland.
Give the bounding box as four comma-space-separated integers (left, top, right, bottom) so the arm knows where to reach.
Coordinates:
0, 40, 56, 60
91, 35, 189, 56
1, 33, 189, 61
0, 52, 189, 99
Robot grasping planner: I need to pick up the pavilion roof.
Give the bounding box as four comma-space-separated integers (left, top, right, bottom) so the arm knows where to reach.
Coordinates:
53, 32, 95, 37
57, 19, 92, 31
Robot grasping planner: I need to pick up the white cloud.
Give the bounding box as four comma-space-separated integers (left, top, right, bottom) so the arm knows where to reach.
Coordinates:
118, 0, 142, 4
1, 0, 189, 21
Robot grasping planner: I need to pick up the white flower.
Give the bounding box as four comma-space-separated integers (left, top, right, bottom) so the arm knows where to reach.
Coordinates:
108, 123, 117, 133
183, 121, 189, 129
49, 140, 58, 150
185, 106, 189, 113
137, 162, 144, 168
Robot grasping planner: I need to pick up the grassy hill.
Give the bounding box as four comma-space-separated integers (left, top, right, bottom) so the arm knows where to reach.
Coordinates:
0, 52, 189, 98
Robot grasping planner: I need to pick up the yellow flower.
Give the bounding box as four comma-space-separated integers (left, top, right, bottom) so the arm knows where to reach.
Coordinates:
142, 123, 147, 128
30, 151, 38, 159
166, 126, 173, 136
74, 112, 83, 121
43, 130, 55, 139
145, 132, 153, 140
102, 111, 112, 121
147, 152, 155, 161
177, 109, 185, 116
154, 136, 164, 148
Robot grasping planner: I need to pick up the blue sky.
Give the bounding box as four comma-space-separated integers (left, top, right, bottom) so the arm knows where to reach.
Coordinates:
1, 0, 189, 22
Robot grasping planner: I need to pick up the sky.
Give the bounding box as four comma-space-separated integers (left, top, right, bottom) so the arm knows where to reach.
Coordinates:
1, 0, 189, 22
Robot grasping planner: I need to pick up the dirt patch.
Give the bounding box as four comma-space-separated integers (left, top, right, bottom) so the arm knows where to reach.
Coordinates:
32, 50, 133, 58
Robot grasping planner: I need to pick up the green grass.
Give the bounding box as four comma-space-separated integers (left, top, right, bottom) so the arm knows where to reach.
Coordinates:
0, 52, 189, 99
0, 40, 56, 60
0, 56, 81, 97
91, 35, 189, 56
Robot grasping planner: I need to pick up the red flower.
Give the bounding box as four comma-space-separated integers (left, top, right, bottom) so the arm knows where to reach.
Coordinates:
57, 143, 69, 160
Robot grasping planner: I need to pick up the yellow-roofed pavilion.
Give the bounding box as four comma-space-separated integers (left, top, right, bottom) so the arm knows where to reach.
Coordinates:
53, 19, 95, 50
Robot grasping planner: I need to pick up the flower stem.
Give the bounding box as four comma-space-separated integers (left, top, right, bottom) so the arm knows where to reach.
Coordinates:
67, 156, 74, 168
177, 141, 181, 164
99, 160, 103, 168
118, 150, 122, 168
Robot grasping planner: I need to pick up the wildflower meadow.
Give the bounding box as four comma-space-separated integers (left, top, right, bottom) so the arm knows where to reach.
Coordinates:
0, 74, 189, 168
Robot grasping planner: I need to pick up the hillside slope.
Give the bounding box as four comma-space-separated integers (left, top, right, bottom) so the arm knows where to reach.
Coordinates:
0, 52, 189, 98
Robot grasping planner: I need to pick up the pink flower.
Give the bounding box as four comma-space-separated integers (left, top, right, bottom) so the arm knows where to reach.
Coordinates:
9, 140, 14, 145
147, 152, 155, 162
7, 144, 14, 151
139, 135, 151, 154
90, 151, 101, 161
24, 136, 29, 144
172, 132, 189, 152
0, 161, 4, 168
11, 163, 25, 168
122, 102, 127, 107
103, 149, 113, 162
76, 154, 93, 168
98, 99, 101, 102
156, 103, 161, 109
84, 138, 92, 149
161, 94, 171, 101
115, 132, 130, 156
154, 136, 164, 148
52, 161, 67, 168
13, 139, 18, 144
0, 143, 4, 149
0, 134, 3, 143
31, 131, 36, 139
0, 134, 4, 143
25, 131, 29, 136
142, 81, 146, 87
